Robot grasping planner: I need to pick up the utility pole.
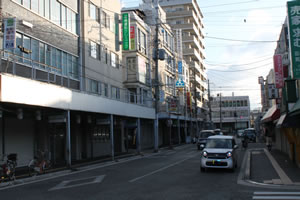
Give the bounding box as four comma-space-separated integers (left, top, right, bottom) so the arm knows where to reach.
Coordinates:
208, 79, 212, 122
193, 68, 198, 137
219, 93, 222, 130
153, 2, 159, 152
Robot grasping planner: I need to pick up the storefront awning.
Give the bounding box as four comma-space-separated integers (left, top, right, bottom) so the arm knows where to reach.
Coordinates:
289, 99, 300, 117
276, 113, 287, 128
261, 105, 280, 123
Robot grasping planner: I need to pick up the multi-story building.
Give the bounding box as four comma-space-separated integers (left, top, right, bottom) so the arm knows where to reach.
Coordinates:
156, 0, 207, 120
211, 95, 250, 134
0, 0, 155, 168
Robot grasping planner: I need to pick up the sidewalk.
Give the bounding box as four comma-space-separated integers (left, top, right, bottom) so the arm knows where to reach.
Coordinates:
249, 142, 300, 186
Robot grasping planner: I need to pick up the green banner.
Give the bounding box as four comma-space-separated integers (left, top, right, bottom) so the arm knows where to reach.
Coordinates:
287, 1, 300, 79
122, 13, 129, 51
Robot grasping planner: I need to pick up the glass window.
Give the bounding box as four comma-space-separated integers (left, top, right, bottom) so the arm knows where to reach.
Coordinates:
89, 3, 97, 20
71, 12, 76, 34
111, 52, 116, 67
39, 42, 45, 68
241, 100, 244, 107
23, 35, 31, 65
51, 47, 57, 69
61, 5, 66, 29
104, 83, 108, 97
72, 56, 78, 79
244, 100, 248, 106
57, 49, 62, 73
127, 57, 136, 70
116, 54, 119, 68
101, 11, 107, 27
45, 0, 50, 19
39, 0, 45, 16
31, 39, 39, 67
237, 100, 240, 107
90, 41, 97, 58
45, 44, 51, 68
67, 54, 72, 77
89, 79, 98, 93
111, 86, 117, 99
67, 8, 72, 32
32, 0, 39, 13
16, 0, 22, 4
23, 0, 30, 9
62, 52, 67, 75
15, 33, 22, 62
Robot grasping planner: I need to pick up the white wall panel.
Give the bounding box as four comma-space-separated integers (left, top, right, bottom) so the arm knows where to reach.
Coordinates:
0, 75, 155, 119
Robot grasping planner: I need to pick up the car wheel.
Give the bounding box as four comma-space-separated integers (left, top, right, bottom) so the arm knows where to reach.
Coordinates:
197, 145, 200, 150
230, 167, 235, 173
200, 167, 206, 172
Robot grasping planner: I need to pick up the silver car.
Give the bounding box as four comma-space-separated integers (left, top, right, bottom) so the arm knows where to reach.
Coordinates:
200, 135, 238, 172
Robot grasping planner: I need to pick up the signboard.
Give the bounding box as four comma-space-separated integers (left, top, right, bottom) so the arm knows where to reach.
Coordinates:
160, 90, 165, 103
268, 84, 279, 99
130, 26, 135, 50
178, 61, 183, 74
287, 1, 300, 78
187, 92, 192, 110
273, 54, 284, 88
175, 78, 185, 88
122, 13, 130, 50
3, 18, 16, 49
169, 98, 177, 112
176, 29, 183, 60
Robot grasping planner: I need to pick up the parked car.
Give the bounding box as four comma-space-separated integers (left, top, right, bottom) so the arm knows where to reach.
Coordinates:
214, 129, 224, 135
237, 129, 244, 138
243, 128, 256, 142
197, 130, 215, 150
200, 135, 238, 172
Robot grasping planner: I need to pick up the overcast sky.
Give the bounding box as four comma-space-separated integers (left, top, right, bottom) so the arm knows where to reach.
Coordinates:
121, 0, 288, 111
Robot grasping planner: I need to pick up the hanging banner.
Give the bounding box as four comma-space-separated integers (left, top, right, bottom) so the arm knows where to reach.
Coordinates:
122, 13, 130, 50
130, 26, 135, 50
273, 54, 284, 88
3, 18, 16, 50
287, 1, 300, 78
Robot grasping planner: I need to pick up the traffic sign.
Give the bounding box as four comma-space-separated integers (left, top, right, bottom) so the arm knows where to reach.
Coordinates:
175, 78, 185, 88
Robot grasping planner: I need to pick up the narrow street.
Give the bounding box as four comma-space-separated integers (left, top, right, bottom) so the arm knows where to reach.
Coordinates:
0, 142, 289, 200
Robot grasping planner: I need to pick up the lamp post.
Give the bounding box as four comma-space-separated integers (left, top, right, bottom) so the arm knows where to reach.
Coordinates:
218, 93, 222, 130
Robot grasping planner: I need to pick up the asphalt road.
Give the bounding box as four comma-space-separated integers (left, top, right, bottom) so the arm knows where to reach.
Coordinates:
0, 143, 296, 200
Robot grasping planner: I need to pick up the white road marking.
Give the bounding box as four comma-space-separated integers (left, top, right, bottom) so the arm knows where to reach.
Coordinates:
254, 192, 300, 195
129, 153, 197, 183
48, 175, 105, 191
253, 196, 300, 199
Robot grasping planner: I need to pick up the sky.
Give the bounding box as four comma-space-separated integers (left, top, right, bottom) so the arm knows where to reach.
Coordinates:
121, 0, 288, 111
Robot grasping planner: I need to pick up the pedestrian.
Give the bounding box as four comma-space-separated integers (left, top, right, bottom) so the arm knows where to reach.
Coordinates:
265, 128, 272, 151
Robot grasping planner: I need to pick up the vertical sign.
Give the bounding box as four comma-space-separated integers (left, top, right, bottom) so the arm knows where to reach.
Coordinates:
115, 13, 120, 52
287, 1, 300, 78
122, 13, 130, 51
178, 61, 183, 75
176, 29, 183, 60
3, 18, 16, 49
130, 26, 135, 50
273, 54, 284, 88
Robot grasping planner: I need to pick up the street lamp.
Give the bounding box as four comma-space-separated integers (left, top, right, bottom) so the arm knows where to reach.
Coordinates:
217, 93, 222, 130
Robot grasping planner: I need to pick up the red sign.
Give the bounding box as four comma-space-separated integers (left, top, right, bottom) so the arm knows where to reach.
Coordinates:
130, 26, 135, 50
273, 54, 284, 88
186, 92, 191, 110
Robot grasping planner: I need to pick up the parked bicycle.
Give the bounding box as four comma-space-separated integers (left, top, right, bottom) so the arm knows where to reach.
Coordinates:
0, 153, 17, 182
28, 150, 52, 176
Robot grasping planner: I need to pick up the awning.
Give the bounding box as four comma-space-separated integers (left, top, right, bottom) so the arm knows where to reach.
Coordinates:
276, 113, 287, 128
261, 105, 280, 123
289, 98, 300, 117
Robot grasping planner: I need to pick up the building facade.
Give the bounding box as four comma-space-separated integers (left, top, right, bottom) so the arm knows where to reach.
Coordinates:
0, 0, 156, 168
211, 95, 250, 134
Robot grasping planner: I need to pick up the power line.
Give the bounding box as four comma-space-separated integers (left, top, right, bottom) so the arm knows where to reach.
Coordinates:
203, 5, 285, 14
205, 36, 278, 43
206, 57, 272, 67
207, 62, 272, 72
200, 0, 259, 9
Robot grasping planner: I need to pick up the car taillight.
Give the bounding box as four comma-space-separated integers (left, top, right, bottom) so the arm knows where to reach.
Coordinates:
227, 152, 232, 158
202, 151, 208, 158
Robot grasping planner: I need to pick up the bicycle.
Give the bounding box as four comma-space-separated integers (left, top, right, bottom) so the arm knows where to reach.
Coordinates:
28, 150, 52, 176
0, 153, 17, 182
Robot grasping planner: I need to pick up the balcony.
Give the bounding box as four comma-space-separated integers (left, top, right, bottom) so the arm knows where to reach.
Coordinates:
166, 9, 193, 18
183, 48, 201, 62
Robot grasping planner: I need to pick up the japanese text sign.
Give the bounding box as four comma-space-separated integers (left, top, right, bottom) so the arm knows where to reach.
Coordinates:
3, 18, 16, 49
287, 1, 300, 78
273, 54, 284, 88
122, 13, 130, 51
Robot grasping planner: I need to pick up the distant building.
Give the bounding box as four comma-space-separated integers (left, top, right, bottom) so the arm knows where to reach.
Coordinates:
211, 95, 250, 134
